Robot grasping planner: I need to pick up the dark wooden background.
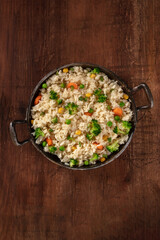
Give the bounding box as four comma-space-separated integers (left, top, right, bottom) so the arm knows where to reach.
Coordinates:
0, 0, 160, 239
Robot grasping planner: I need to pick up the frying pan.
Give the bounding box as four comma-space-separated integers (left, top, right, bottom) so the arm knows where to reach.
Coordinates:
10, 63, 154, 170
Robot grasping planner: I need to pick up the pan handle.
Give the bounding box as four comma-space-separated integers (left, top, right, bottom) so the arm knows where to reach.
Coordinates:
131, 83, 153, 111
10, 120, 30, 146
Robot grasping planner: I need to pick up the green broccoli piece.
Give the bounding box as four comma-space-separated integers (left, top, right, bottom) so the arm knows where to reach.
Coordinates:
113, 121, 132, 135
94, 88, 107, 102
70, 67, 74, 72
60, 83, 66, 88
57, 99, 63, 105
107, 141, 119, 153
91, 67, 100, 74
65, 102, 78, 115
100, 76, 104, 81
86, 133, 95, 141
122, 121, 132, 134
40, 112, 45, 116
50, 90, 58, 100
113, 126, 125, 135
98, 94, 107, 102
70, 159, 78, 167
88, 108, 94, 113
79, 96, 87, 101
113, 126, 118, 134
35, 128, 44, 139
94, 88, 102, 96
90, 153, 99, 161
48, 146, 57, 153
86, 119, 101, 140
90, 119, 101, 136
52, 116, 58, 124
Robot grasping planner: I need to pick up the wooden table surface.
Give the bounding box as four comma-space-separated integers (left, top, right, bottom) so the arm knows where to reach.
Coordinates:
0, 0, 160, 239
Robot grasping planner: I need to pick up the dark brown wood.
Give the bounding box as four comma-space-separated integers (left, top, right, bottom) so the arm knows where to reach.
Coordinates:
0, 0, 160, 239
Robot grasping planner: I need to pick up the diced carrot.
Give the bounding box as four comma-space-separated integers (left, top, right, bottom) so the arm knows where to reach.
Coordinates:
113, 107, 123, 116
46, 138, 52, 146
93, 142, 99, 145
84, 112, 92, 116
97, 145, 104, 150
67, 82, 78, 89
34, 95, 42, 105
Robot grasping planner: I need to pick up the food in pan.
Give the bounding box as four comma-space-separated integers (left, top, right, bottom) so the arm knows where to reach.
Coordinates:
31, 66, 132, 167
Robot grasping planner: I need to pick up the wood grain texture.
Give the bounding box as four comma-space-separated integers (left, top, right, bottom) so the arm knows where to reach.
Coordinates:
0, 0, 160, 239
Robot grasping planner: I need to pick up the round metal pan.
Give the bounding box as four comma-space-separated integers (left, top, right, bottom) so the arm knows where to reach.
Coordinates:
10, 63, 154, 170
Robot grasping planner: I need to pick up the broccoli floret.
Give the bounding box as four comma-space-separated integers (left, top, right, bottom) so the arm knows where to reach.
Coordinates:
70, 159, 78, 167
98, 94, 107, 102
113, 126, 118, 134
48, 146, 57, 153
79, 96, 87, 101
113, 121, 132, 135
35, 128, 44, 139
94, 88, 102, 96
90, 119, 101, 135
57, 99, 63, 105
88, 108, 94, 113
122, 121, 132, 134
52, 116, 58, 124
86, 133, 95, 141
90, 153, 99, 161
50, 90, 58, 100
113, 126, 126, 135
94, 88, 107, 102
107, 141, 119, 153
91, 67, 100, 74
65, 102, 78, 115
86, 119, 101, 140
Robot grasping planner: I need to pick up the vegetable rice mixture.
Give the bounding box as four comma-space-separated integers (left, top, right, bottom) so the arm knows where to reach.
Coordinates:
31, 66, 133, 167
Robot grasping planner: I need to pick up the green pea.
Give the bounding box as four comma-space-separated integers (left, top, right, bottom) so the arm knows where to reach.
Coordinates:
80, 84, 85, 89
119, 101, 125, 107
114, 116, 121, 122
65, 119, 71, 124
42, 83, 47, 88
59, 146, 65, 151
107, 121, 112, 127
42, 141, 47, 147
84, 160, 89, 165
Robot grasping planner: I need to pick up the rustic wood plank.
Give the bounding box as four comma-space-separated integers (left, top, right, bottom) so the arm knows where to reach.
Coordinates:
0, 0, 160, 239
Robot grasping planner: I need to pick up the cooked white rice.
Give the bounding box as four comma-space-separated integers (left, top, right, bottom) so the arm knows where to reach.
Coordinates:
31, 66, 133, 167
